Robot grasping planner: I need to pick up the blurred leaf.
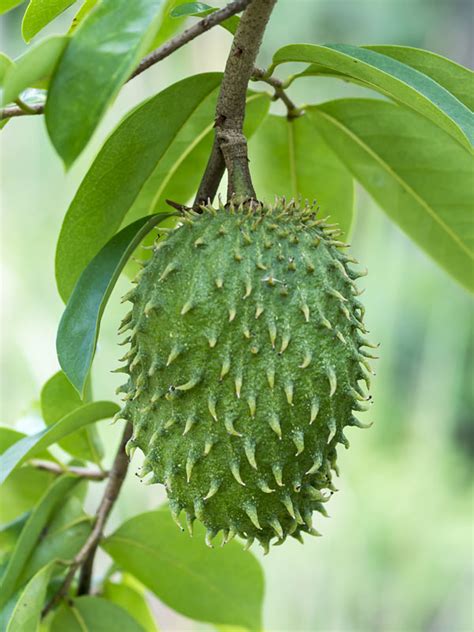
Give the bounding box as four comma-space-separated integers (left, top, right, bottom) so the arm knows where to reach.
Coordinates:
55, 73, 222, 302
50, 596, 146, 631
0, 514, 29, 561
127, 90, 270, 223
170, 2, 239, 34
0, 402, 118, 484
0, 475, 80, 608
0, 52, 13, 85
0, 0, 24, 15
45, 0, 165, 166
57, 215, 174, 395
19, 496, 91, 585
102, 509, 264, 630
276, 44, 474, 151
22, 0, 76, 42
146, 0, 187, 51
308, 99, 474, 292
4, 562, 55, 632
41, 371, 103, 463
249, 113, 354, 236
103, 575, 158, 632
2, 36, 67, 107
67, 0, 98, 33
364, 45, 474, 110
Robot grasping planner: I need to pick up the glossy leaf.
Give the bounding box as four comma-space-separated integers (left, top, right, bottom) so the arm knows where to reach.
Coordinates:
50, 596, 145, 632
22, 0, 76, 42
45, 0, 165, 166
55, 73, 222, 302
308, 99, 474, 292
364, 45, 474, 110
249, 113, 354, 236
0, 0, 24, 15
102, 509, 264, 630
41, 371, 103, 463
170, 2, 239, 34
0, 475, 80, 608
57, 215, 174, 395
5, 562, 55, 632
0, 401, 118, 484
2, 36, 67, 107
275, 43, 474, 151
103, 575, 158, 632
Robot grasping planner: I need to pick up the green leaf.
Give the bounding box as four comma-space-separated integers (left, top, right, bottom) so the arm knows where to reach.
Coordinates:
45, 0, 165, 166
103, 576, 158, 632
0, 475, 80, 608
50, 596, 146, 632
41, 371, 103, 463
55, 73, 222, 301
0, 401, 118, 484
57, 215, 174, 395
146, 0, 188, 51
0, 52, 13, 85
4, 562, 55, 632
0, 0, 24, 15
170, 2, 239, 34
307, 99, 474, 292
2, 36, 67, 107
18, 495, 91, 585
102, 509, 264, 630
68, 0, 98, 34
249, 113, 354, 236
364, 45, 474, 111
0, 514, 29, 561
126, 90, 270, 224
22, 0, 76, 42
275, 43, 474, 151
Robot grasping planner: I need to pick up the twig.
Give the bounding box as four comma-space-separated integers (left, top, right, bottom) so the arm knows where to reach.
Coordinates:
0, 0, 251, 121
252, 66, 303, 119
28, 459, 108, 481
194, 0, 278, 206
42, 423, 133, 615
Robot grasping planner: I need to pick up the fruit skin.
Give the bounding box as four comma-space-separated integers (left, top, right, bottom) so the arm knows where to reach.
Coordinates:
117, 199, 374, 552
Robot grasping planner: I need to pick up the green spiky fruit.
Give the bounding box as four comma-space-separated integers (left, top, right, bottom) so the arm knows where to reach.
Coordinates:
117, 199, 375, 552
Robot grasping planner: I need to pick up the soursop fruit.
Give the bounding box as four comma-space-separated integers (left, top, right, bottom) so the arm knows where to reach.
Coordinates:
117, 199, 375, 552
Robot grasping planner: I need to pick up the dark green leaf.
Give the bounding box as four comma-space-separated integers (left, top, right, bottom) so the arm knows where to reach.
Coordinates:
275, 44, 474, 151
2, 36, 67, 107
45, 0, 165, 166
0, 475, 80, 608
41, 371, 103, 463
0, 402, 118, 484
57, 215, 174, 395
170, 2, 239, 34
22, 0, 76, 42
249, 113, 354, 236
4, 562, 55, 632
50, 596, 146, 632
102, 509, 264, 630
365, 45, 474, 110
103, 575, 157, 632
307, 99, 474, 292
0, 514, 29, 561
0, 0, 24, 15
55, 73, 222, 301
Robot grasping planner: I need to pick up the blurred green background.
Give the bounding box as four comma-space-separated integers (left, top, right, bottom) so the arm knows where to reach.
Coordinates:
1, 1, 473, 631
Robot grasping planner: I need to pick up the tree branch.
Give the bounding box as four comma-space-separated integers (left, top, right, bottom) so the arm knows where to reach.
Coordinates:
0, 0, 251, 122
194, 0, 278, 206
252, 66, 302, 119
42, 423, 133, 615
28, 459, 108, 481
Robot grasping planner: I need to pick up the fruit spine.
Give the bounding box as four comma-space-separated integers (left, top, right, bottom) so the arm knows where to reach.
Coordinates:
116, 199, 375, 552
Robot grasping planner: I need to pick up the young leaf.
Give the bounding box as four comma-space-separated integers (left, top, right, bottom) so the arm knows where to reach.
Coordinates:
0, 401, 118, 484
249, 113, 354, 237
364, 45, 474, 110
103, 576, 158, 632
170, 2, 240, 34
0, 0, 24, 15
57, 214, 175, 395
0, 475, 80, 608
41, 371, 103, 463
55, 73, 222, 302
3, 562, 56, 632
275, 44, 474, 151
102, 508, 264, 630
22, 0, 76, 42
50, 596, 145, 632
307, 99, 474, 292
45, 0, 165, 166
2, 36, 67, 107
